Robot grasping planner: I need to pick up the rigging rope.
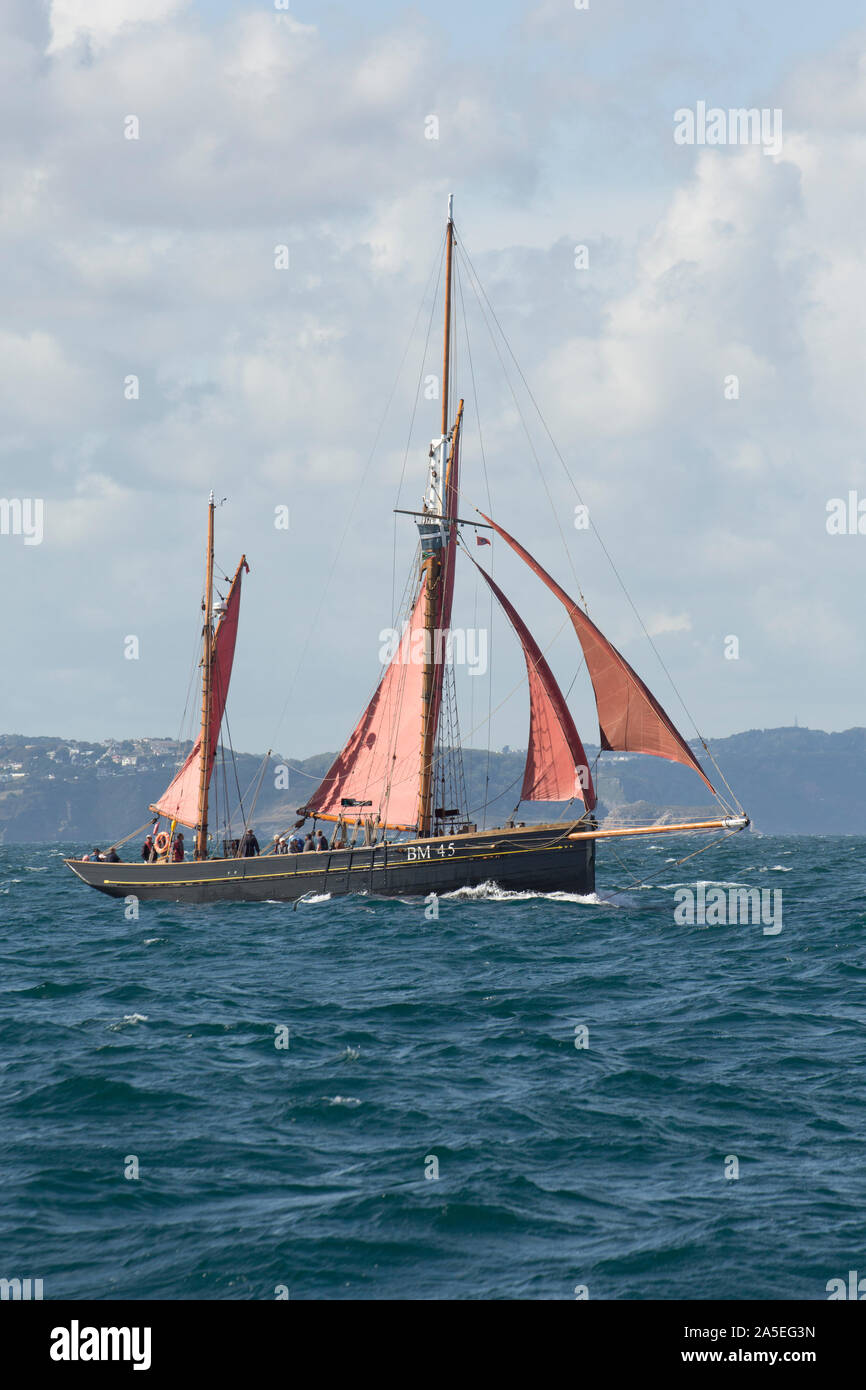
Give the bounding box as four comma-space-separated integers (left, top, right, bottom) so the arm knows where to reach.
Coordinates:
453, 235, 742, 816
269, 232, 447, 755
602, 828, 744, 898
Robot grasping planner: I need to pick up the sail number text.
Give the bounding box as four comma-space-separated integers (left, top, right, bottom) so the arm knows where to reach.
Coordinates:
406, 843, 456, 860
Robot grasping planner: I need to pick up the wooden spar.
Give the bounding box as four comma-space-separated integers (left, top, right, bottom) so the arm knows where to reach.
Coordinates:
417, 555, 438, 838
195, 492, 216, 860
416, 198, 456, 840
567, 817, 748, 843
441, 193, 453, 438
417, 402, 464, 839
305, 810, 416, 832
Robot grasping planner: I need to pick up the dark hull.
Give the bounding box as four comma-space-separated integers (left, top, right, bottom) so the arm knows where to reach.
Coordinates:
65, 824, 595, 904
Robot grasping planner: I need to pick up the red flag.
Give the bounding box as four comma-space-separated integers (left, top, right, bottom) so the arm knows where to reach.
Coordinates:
476, 534, 491, 546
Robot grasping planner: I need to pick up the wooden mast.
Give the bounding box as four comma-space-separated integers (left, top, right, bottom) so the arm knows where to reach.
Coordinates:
195, 491, 216, 860
440, 194, 453, 441
417, 196, 455, 838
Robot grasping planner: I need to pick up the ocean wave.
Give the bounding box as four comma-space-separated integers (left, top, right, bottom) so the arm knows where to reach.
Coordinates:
108, 1014, 149, 1030
657, 881, 752, 891
0, 833, 860, 1302
9, 980, 88, 999
441, 880, 602, 905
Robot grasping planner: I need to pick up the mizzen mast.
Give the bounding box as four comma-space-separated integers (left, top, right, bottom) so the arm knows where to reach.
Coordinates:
195, 490, 216, 859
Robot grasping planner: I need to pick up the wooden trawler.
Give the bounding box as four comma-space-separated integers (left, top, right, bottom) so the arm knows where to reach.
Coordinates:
67, 197, 747, 905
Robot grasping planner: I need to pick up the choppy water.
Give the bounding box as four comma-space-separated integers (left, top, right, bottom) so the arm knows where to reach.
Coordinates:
1, 835, 864, 1300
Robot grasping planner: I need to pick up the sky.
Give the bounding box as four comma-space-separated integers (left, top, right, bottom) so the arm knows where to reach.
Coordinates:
1, 0, 865, 764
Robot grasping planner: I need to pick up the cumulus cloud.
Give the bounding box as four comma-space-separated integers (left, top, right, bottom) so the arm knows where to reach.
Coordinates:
647, 612, 692, 638
0, 2, 863, 756
48, 0, 189, 55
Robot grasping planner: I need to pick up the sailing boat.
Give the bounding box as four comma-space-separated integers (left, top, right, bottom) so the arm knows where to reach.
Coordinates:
66, 197, 748, 904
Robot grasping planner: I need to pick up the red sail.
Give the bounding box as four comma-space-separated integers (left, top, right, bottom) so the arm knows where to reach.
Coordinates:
306, 582, 428, 829
479, 513, 715, 794
150, 560, 247, 828
473, 560, 595, 809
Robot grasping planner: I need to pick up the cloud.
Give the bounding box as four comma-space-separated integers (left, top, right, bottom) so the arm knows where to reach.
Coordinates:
48, 0, 189, 55
646, 612, 692, 637
0, 3, 864, 756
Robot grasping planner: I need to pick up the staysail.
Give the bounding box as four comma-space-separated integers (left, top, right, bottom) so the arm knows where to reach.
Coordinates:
472, 560, 595, 808
150, 558, 248, 828
479, 513, 715, 793
305, 582, 429, 829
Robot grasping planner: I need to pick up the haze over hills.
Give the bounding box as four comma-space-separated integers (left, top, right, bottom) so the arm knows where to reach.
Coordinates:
0, 727, 861, 845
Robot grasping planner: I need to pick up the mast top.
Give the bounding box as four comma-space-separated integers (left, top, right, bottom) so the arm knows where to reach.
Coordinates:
447, 192, 453, 225
208, 489, 215, 506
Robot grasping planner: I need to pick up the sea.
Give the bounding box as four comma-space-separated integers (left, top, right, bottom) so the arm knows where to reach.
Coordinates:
0, 833, 863, 1302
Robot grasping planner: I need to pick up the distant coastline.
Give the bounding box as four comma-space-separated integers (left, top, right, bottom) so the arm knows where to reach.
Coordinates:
0, 727, 861, 843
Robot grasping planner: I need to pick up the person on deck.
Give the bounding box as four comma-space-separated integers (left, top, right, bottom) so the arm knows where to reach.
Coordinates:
141, 836, 154, 862
315, 831, 328, 852
288, 834, 304, 854
105, 848, 120, 863
303, 833, 314, 853
241, 828, 260, 857
172, 832, 185, 862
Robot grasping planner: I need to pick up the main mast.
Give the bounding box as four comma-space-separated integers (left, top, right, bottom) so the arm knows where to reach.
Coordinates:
195, 490, 216, 859
417, 195, 455, 838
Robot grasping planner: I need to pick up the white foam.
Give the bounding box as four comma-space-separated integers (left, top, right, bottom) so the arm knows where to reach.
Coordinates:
109, 1013, 149, 1030
441, 879, 603, 905
658, 881, 750, 891
696, 879, 751, 889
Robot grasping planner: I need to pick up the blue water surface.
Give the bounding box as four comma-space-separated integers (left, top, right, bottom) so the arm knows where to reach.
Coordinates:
0, 834, 863, 1300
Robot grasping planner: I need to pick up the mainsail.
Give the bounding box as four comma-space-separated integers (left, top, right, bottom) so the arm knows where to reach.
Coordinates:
150, 559, 247, 828
305, 582, 429, 829
479, 513, 715, 793
472, 560, 595, 808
